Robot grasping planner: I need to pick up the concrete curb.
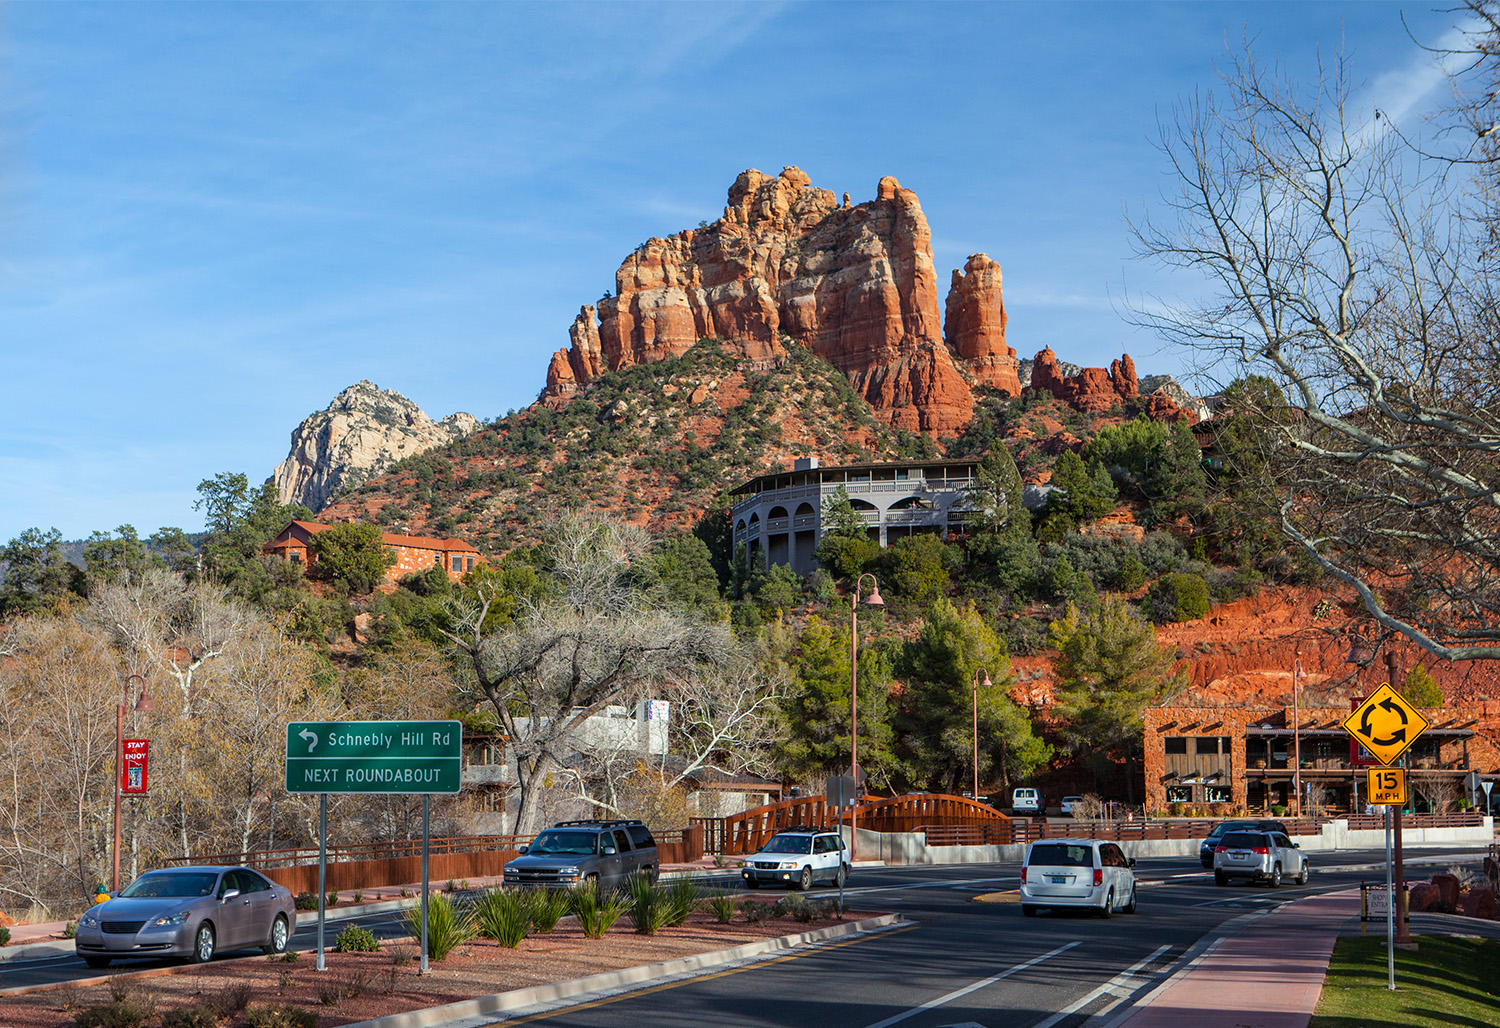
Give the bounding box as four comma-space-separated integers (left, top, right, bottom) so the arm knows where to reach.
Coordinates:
339, 913, 907, 1028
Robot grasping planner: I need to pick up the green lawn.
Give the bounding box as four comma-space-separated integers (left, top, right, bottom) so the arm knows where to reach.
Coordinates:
1310, 935, 1500, 1028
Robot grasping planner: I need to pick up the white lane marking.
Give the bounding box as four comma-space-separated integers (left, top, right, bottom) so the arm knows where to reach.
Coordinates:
1028, 944, 1171, 1028
859, 941, 1083, 1028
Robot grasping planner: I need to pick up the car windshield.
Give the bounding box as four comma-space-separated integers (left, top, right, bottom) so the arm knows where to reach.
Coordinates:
1221, 832, 1269, 848
1207, 821, 1254, 840
120, 872, 218, 898
761, 836, 813, 854
1028, 844, 1094, 867
527, 831, 599, 856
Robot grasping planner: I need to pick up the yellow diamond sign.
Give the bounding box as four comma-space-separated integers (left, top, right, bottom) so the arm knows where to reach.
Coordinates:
1341, 684, 1431, 766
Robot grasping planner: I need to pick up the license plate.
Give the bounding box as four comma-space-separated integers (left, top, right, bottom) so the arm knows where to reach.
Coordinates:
1049, 875, 1069, 883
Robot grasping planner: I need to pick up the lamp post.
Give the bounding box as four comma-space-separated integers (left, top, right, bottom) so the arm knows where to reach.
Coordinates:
849, 573, 883, 863
972, 667, 992, 804
112, 674, 153, 892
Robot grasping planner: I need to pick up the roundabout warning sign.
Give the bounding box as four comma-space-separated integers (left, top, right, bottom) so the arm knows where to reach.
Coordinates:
1340, 684, 1430, 767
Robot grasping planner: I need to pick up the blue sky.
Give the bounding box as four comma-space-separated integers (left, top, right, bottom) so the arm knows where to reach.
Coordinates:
0, 1, 1470, 542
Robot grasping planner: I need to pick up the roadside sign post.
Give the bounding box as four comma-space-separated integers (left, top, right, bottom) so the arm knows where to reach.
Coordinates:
1342, 681, 1428, 969
826, 775, 858, 910
286, 721, 463, 975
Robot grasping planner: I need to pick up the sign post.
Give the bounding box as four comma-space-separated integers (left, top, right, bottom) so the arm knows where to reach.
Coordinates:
1342, 685, 1429, 978
286, 721, 462, 975
826, 775, 858, 910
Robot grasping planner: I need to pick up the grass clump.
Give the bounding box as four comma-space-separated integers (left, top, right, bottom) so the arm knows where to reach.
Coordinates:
625, 876, 671, 936
663, 876, 700, 927
403, 891, 477, 961
474, 888, 531, 948
705, 892, 738, 924
244, 1004, 318, 1028
529, 888, 570, 933
568, 881, 626, 939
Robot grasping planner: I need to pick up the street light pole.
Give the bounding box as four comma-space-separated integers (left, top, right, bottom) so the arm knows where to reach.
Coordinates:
112, 674, 153, 892
849, 573, 883, 863
972, 667, 992, 804
1292, 652, 1303, 818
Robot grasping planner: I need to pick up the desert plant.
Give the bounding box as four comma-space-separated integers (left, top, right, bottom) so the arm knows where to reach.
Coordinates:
325, 891, 338, 909
473, 888, 531, 948
569, 881, 626, 939
529, 888, 570, 933
705, 893, 738, 924
663, 876, 701, 927
0, 925, 10, 946
625, 876, 671, 936
244, 1004, 318, 1028
332, 925, 380, 953
318, 968, 377, 1005
403, 891, 477, 961
739, 899, 774, 923
72, 1001, 153, 1028
207, 982, 253, 1018
352, 890, 363, 904
274, 949, 300, 963
63, 920, 77, 938
160, 1007, 218, 1028
293, 891, 318, 911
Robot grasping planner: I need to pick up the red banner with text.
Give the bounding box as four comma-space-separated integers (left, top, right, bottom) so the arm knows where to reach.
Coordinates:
121, 739, 149, 794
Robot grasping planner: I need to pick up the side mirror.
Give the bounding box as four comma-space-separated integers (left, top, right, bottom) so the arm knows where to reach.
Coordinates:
221, 888, 241, 901
518, 845, 529, 854
603, 846, 617, 855
1128, 858, 1137, 867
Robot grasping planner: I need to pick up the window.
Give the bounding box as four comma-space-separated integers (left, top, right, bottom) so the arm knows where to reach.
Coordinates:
612, 830, 631, 852
465, 556, 475, 572
290, 551, 302, 563
626, 824, 655, 849
1194, 737, 1219, 754
1205, 785, 1231, 803
451, 555, 462, 573
1165, 738, 1188, 754
1166, 785, 1193, 803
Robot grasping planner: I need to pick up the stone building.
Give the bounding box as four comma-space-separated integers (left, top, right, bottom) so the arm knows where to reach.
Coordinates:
263, 520, 483, 583
1143, 702, 1500, 814
730, 457, 988, 574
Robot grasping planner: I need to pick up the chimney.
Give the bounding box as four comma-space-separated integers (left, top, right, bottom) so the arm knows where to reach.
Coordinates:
793, 457, 819, 472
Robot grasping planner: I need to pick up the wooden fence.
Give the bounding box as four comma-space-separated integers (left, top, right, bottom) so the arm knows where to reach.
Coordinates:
697, 793, 1007, 856
166, 824, 704, 894
919, 812, 1486, 848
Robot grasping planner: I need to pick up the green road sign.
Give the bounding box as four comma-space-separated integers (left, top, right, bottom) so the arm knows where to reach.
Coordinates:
285, 720, 463, 794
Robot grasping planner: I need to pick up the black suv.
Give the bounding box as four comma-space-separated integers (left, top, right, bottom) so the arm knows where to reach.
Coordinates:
1198, 819, 1290, 868
503, 819, 658, 889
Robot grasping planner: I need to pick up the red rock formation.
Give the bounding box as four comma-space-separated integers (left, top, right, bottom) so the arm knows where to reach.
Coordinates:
541, 167, 978, 434
945, 253, 1020, 395
1031, 347, 1195, 421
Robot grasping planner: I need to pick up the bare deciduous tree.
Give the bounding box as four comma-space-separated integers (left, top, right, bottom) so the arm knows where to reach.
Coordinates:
1130, 28, 1500, 661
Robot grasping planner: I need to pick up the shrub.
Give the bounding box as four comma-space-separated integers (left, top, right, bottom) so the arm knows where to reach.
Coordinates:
318, 968, 377, 1005
528, 888, 570, 933
326, 892, 339, 909
244, 1004, 318, 1028
1147, 572, 1211, 623
160, 1007, 218, 1028
625, 877, 671, 936
63, 920, 77, 938
569, 881, 626, 939
73, 1002, 152, 1028
664, 876, 700, 928
739, 899, 774, 923
705, 893, 738, 924
403, 891, 477, 961
474, 889, 530, 948
207, 983, 253, 1018
293, 891, 318, 911
332, 925, 380, 953
0, 925, 9, 946
1271, 804, 1287, 816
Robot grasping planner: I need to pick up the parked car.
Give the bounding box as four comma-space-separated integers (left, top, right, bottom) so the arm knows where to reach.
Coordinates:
502, 819, 658, 890
1011, 788, 1043, 816
1020, 839, 1137, 918
1060, 796, 1085, 817
74, 866, 295, 968
740, 827, 848, 891
1212, 830, 1309, 887
1198, 819, 1291, 868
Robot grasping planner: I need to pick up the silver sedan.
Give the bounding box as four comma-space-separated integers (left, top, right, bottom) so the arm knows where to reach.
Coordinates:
74, 866, 296, 968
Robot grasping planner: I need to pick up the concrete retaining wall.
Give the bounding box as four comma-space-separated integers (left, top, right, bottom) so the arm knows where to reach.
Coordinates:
841, 816, 1494, 865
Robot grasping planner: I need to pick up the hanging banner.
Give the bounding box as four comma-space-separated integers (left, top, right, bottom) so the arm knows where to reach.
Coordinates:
121, 739, 150, 794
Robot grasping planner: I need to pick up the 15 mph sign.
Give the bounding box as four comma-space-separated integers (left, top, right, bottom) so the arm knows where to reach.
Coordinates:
1340, 685, 1430, 767
285, 721, 463, 795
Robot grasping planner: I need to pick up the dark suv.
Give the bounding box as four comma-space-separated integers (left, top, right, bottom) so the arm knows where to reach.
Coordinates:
502, 819, 658, 890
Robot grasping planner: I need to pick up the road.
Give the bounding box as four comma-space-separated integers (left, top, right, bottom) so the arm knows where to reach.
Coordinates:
0, 846, 1479, 1027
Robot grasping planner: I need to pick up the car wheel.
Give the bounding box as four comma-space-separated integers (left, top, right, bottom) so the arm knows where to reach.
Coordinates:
1297, 862, 1309, 886
83, 955, 111, 969
1099, 888, 1114, 918
798, 866, 813, 891
1021, 904, 1037, 918
1214, 871, 1227, 887
1124, 885, 1138, 914
189, 922, 216, 964
1269, 863, 1282, 888
262, 914, 290, 955
835, 863, 848, 888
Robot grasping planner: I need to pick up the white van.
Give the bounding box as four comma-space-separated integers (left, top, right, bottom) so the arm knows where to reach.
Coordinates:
1011, 788, 1042, 815
1020, 839, 1137, 917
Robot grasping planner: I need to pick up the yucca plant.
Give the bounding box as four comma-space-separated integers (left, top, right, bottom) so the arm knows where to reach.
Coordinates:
705, 892, 738, 924
529, 888, 570, 933
473, 888, 530, 948
569, 881, 627, 939
663, 875, 701, 927
625, 875, 671, 936
403, 891, 477, 960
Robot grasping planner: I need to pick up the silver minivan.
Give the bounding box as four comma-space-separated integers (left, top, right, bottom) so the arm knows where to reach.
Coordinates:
1020, 839, 1137, 917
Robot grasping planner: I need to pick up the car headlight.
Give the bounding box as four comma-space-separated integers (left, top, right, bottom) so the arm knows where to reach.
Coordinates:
80, 914, 99, 929
558, 867, 580, 876
150, 912, 191, 927
778, 861, 799, 870
503, 865, 517, 873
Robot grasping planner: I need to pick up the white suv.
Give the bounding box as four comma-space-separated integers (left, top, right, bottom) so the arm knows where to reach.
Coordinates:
1212, 829, 1309, 887
740, 828, 848, 890
1020, 839, 1137, 917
